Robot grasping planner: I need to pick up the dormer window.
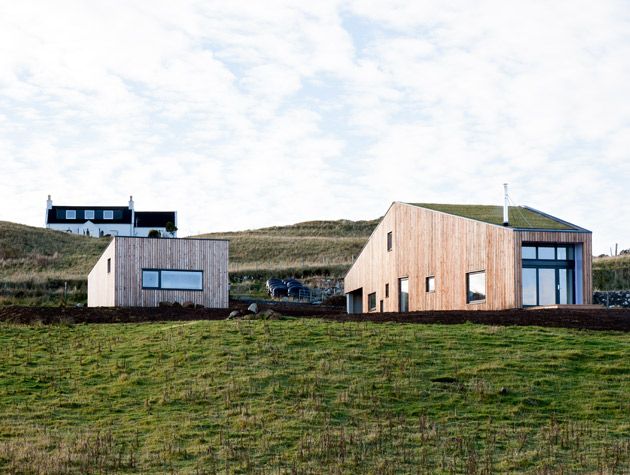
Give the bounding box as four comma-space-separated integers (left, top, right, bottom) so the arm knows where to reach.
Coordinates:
66, 210, 76, 219
84, 210, 95, 220
103, 210, 114, 220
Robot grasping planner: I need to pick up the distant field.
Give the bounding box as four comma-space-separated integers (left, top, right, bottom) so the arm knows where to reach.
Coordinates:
0, 320, 628, 473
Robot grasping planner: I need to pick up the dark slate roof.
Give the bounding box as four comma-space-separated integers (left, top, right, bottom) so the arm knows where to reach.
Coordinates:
406, 203, 585, 231
134, 211, 176, 228
47, 206, 132, 224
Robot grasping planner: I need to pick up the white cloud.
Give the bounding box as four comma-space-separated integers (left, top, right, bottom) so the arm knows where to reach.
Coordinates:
0, 0, 628, 254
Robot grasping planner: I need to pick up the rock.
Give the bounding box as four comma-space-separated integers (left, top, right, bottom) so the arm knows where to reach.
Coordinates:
172, 301, 181, 307
499, 387, 508, 395
227, 310, 242, 320
259, 309, 283, 320
195, 304, 204, 309
247, 303, 258, 314
158, 301, 173, 307
182, 301, 195, 308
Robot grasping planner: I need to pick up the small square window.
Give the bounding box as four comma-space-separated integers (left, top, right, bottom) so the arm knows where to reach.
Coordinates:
387, 232, 392, 251
142, 270, 159, 288
522, 246, 536, 259
66, 210, 76, 219
84, 210, 95, 220
426, 276, 435, 292
385, 283, 389, 298
368, 292, 376, 312
103, 210, 114, 220
538, 247, 555, 260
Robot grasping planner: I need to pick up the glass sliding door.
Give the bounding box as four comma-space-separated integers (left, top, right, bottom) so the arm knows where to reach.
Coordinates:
522, 268, 537, 306
538, 269, 556, 305
521, 244, 576, 307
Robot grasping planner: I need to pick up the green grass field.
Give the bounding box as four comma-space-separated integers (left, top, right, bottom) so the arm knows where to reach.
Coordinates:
0, 320, 628, 473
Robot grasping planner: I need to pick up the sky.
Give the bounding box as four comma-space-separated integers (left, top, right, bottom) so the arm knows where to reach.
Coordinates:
0, 0, 629, 254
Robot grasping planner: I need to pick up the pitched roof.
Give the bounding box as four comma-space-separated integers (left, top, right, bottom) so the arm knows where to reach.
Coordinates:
134, 211, 176, 228
47, 206, 132, 224
406, 203, 583, 230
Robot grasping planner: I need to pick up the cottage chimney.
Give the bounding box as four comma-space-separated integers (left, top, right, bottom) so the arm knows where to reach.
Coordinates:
502, 183, 509, 226
46, 194, 53, 210
128, 195, 134, 210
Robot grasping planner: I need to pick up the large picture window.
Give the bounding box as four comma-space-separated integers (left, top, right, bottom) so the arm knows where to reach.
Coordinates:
142, 269, 203, 291
466, 271, 486, 303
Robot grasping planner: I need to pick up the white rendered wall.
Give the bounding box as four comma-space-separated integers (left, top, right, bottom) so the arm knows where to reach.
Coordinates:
47, 222, 133, 237
88, 240, 116, 307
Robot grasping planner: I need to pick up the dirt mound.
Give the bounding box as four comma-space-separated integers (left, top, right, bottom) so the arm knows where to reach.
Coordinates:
0, 303, 628, 332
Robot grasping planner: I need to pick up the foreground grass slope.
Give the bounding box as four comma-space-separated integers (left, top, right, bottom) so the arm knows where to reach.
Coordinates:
0, 320, 628, 473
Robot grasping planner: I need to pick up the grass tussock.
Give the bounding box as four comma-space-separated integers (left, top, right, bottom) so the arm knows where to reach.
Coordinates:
0, 320, 628, 473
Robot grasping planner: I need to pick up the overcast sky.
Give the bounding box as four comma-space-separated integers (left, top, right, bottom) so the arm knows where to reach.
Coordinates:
1, 1, 629, 254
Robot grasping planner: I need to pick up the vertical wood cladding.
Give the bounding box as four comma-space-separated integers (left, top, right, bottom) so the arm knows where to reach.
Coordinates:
114, 237, 229, 308
345, 203, 517, 311
345, 203, 593, 311
87, 240, 116, 307
514, 231, 592, 305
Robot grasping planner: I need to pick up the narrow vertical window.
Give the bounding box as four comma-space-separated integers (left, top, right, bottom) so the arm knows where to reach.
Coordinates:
387, 231, 392, 251
368, 292, 376, 312
107, 258, 111, 274
426, 276, 435, 292
399, 278, 409, 312
385, 283, 389, 298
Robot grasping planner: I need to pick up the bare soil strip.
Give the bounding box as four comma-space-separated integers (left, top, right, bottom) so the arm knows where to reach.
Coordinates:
1, 302, 629, 331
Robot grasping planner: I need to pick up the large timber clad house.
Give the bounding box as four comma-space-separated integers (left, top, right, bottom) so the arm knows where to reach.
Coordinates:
344, 202, 592, 313
88, 237, 229, 308
45, 195, 177, 238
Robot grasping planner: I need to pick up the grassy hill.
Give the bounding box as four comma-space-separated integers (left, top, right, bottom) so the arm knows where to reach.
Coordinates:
593, 255, 630, 291
195, 219, 378, 275
0, 221, 110, 305
0, 320, 628, 473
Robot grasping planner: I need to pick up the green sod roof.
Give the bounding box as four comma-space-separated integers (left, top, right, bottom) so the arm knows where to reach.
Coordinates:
406, 203, 578, 230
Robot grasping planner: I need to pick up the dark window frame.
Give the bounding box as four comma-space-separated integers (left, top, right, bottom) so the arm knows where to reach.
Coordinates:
466, 271, 486, 304
385, 283, 389, 298
387, 231, 393, 252
141, 268, 204, 291
368, 292, 377, 312
426, 276, 435, 293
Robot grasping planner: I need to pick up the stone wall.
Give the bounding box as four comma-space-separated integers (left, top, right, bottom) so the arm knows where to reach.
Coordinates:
593, 291, 630, 308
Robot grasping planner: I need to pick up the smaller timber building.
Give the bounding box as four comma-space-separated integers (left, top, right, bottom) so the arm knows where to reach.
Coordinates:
345, 202, 592, 313
88, 237, 228, 308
